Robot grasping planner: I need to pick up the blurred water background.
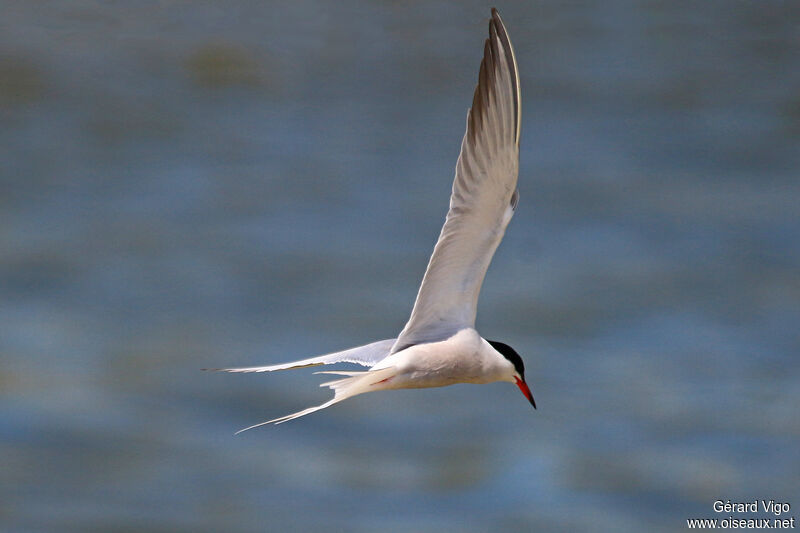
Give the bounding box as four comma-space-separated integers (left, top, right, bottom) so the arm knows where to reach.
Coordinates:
1, 1, 799, 532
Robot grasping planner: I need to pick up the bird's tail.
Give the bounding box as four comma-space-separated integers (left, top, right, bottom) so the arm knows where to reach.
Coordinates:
235, 366, 397, 433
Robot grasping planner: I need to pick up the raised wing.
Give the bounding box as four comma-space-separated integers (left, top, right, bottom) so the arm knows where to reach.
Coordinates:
393, 9, 521, 352
211, 338, 396, 373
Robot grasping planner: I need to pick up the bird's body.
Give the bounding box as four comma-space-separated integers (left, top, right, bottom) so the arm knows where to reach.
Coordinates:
214, 9, 535, 431
370, 329, 513, 389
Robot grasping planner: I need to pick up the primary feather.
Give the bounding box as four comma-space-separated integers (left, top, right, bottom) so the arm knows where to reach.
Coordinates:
216, 338, 395, 373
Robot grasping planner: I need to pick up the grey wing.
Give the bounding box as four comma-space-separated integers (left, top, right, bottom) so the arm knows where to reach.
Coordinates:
214, 339, 396, 373
393, 9, 521, 352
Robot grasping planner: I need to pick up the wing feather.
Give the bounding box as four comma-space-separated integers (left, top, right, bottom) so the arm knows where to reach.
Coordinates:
210, 339, 396, 373
393, 9, 520, 351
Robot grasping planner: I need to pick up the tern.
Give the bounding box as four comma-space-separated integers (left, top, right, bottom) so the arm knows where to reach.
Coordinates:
216, 9, 533, 431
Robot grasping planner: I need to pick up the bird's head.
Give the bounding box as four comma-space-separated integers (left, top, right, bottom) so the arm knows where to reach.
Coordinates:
488, 340, 536, 409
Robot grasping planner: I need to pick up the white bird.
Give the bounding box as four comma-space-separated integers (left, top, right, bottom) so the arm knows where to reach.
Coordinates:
214, 9, 534, 432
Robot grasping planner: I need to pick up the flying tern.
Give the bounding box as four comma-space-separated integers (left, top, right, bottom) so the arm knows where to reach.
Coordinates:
215, 8, 533, 431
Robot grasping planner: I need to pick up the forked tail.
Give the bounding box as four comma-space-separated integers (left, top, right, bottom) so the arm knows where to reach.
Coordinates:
235, 366, 397, 433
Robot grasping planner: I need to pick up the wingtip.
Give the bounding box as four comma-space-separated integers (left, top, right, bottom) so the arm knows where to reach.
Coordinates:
489, 8, 520, 146
490, 8, 504, 29
466, 7, 520, 147
234, 416, 289, 433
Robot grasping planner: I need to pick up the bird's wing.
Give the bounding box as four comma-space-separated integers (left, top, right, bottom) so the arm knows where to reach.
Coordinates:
392, 9, 521, 352
211, 338, 396, 373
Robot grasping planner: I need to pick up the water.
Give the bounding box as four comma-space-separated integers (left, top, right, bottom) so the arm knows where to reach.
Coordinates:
1, 2, 798, 532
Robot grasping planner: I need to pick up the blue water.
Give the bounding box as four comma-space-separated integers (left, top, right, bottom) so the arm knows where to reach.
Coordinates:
1, 2, 798, 532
